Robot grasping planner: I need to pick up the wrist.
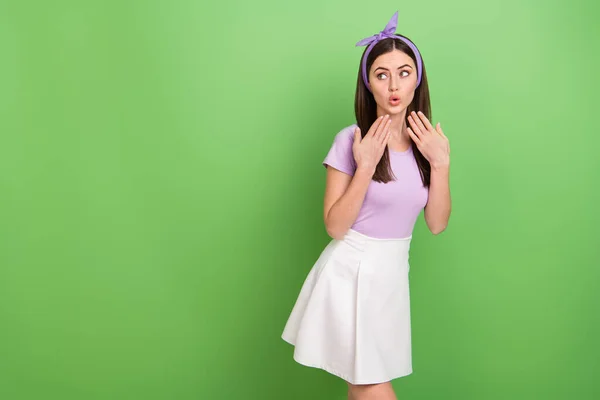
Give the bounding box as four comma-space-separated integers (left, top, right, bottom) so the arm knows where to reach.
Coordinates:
356, 165, 376, 177
431, 160, 450, 172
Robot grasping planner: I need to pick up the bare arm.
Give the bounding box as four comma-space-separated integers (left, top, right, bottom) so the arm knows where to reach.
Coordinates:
424, 164, 451, 235
406, 111, 452, 235
323, 166, 375, 240
323, 116, 392, 240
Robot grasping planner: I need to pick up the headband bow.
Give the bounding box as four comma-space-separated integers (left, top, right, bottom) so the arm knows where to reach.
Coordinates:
355, 11, 423, 92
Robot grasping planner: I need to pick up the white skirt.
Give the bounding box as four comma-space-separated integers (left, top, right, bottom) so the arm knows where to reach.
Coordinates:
281, 229, 413, 385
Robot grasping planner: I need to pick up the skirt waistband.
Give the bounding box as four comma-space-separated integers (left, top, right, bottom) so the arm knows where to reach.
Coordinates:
337, 229, 412, 256
345, 228, 412, 242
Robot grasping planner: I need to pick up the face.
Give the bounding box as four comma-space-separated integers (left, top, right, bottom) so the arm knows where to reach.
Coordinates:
368, 49, 418, 116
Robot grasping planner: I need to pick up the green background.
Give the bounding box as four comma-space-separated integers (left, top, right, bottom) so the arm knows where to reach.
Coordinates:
1, 0, 599, 399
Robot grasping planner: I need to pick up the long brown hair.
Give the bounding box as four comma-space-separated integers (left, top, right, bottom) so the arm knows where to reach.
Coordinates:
354, 36, 431, 186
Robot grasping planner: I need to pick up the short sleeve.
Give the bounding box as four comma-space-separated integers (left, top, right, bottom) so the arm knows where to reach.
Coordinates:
322, 125, 357, 176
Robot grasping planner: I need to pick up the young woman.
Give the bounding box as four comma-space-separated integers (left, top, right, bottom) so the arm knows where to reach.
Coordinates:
282, 11, 451, 400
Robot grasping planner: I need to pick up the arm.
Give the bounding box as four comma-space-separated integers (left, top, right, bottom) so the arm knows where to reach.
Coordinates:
406, 111, 452, 235
323, 166, 374, 240
424, 164, 451, 235
322, 116, 392, 239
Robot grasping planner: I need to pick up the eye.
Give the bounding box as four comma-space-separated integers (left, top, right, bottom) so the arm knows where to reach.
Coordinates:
400, 70, 409, 77
377, 73, 388, 80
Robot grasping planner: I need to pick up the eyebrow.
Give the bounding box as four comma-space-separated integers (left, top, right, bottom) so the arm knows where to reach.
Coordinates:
374, 65, 413, 71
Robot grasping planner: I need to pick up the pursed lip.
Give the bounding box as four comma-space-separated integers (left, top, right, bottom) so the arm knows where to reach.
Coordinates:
389, 96, 400, 101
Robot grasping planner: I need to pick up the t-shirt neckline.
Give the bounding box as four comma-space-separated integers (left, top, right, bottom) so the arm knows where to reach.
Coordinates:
389, 145, 412, 156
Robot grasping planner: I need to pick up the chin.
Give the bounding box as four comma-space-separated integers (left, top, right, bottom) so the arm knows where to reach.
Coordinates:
386, 105, 406, 114
377, 100, 406, 115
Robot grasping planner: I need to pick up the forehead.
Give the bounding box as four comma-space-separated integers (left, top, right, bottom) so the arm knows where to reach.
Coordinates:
371, 49, 415, 69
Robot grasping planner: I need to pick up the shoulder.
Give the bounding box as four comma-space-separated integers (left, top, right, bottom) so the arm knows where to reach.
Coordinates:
326, 123, 360, 150
332, 123, 358, 142
322, 123, 358, 176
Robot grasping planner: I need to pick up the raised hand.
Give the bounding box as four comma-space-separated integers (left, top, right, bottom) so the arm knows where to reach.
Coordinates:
407, 111, 450, 169
352, 115, 392, 173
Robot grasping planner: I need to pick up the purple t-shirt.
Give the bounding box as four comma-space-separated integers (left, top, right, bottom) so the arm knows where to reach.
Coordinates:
323, 124, 429, 239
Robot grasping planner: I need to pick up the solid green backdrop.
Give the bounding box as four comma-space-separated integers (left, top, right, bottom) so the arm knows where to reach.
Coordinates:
0, 0, 599, 399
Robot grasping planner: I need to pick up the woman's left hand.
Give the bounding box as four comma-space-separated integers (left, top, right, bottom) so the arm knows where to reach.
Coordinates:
407, 111, 450, 169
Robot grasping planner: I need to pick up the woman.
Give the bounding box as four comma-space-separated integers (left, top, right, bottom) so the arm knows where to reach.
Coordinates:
282, 11, 451, 400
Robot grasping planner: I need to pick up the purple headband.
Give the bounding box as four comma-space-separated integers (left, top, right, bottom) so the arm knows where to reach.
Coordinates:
355, 11, 423, 92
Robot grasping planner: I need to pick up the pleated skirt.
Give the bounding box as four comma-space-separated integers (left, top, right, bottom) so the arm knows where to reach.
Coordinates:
281, 228, 413, 385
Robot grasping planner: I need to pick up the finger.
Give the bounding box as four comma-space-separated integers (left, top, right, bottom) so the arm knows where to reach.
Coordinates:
435, 122, 447, 138
407, 115, 423, 137
354, 127, 361, 143
379, 122, 392, 148
368, 116, 385, 137
374, 115, 390, 141
378, 118, 392, 143
417, 111, 434, 132
407, 127, 421, 145
410, 111, 428, 134
385, 126, 392, 143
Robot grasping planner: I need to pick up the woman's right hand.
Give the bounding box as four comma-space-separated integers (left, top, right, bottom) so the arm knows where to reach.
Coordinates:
352, 115, 392, 174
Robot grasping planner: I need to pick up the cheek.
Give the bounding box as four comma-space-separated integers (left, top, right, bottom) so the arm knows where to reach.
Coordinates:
373, 88, 388, 102
402, 88, 415, 104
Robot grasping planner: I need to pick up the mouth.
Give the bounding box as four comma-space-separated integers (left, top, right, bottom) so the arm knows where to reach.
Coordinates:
389, 96, 401, 105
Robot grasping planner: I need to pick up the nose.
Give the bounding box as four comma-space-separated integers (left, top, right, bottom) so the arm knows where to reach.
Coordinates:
388, 76, 398, 92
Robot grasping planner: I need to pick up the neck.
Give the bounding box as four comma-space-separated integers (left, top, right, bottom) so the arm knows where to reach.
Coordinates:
376, 108, 411, 152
